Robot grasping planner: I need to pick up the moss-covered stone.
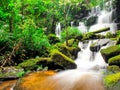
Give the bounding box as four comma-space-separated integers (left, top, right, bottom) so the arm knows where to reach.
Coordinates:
107, 65, 120, 72
104, 72, 120, 87
54, 43, 80, 59
64, 39, 79, 47
82, 32, 105, 40
100, 45, 120, 63
51, 49, 77, 69
0, 67, 24, 80
17, 58, 64, 71
108, 55, 120, 66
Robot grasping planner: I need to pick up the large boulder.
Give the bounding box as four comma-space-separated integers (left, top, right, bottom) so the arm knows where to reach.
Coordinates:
17, 58, 64, 71
54, 42, 80, 60
100, 45, 120, 63
51, 50, 77, 69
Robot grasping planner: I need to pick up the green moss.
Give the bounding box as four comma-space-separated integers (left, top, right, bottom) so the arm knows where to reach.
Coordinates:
107, 65, 120, 72
51, 49, 76, 69
101, 45, 120, 55
51, 49, 74, 63
104, 72, 120, 87
92, 27, 110, 33
18, 58, 51, 70
0, 67, 24, 78
108, 55, 120, 66
100, 45, 120, 62
64, 39, 79, 47
53, 43, 80, 59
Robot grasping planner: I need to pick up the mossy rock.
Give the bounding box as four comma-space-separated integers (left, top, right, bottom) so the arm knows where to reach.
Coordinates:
17, 58, 64, 71
0, 67, 24, 80
64, 39, 79, 47
108, 55, 120, 66
107, 65, 120, 72
100, 45, 120, 63
54, 43, 80, 59
82, 32, 104, 40
104, 72, 120, 89
51, 49, 77, 69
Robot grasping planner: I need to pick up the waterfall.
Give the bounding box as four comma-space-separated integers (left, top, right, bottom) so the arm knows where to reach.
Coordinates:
55, 23, 61, 37
78, 22, 87, 34
75, 40, 108, 71
71, 21, 74, 27
89, 0, 117, 34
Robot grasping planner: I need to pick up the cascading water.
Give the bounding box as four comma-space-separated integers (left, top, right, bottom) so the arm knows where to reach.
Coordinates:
78, 22, 87, 34
75, 40, 108, 71
11, 1, 117, 90
55, 22, 61, 37
89, 0, 117, 34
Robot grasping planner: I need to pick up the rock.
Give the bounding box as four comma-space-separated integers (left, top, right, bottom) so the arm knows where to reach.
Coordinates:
54, 43, 80, 59
18, 58, 64, 71
107, 65, 120, 72
108, 55, 120, 67
51, 49, 77, 69
0, 67, 23, 81
90, 39, 110, 52
100, 45, 120, 63
104, 72, 120, 89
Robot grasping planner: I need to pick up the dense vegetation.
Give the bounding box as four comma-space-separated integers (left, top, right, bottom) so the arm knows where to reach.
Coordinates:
1, 0, 120, 90
0, 0, 99, 67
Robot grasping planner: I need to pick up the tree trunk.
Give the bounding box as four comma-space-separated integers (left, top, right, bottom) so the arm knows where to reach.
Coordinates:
9, 16, 13, 32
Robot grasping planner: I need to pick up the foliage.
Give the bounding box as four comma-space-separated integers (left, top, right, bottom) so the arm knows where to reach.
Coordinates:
47, 34, 60, 44
61, 27, 82, 42
17, 71, 25, 78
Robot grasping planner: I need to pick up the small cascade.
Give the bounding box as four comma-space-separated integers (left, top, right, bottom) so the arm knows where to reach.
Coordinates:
71, 21, 74, 27
89, 0, 117, 34
78, 22, 87, 34
75, 40, 108, 71
55, 23, 61, 37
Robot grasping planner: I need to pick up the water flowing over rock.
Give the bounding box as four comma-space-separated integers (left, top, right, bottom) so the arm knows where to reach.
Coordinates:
89, 0, 117, 34
75, 41, 108, 71
55, 23, 61, 38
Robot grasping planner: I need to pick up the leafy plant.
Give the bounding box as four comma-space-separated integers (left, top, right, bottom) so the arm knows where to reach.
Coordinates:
61, 26, 82, 42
